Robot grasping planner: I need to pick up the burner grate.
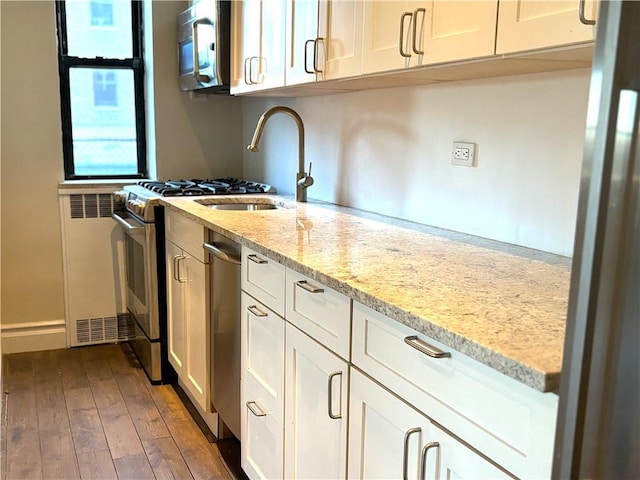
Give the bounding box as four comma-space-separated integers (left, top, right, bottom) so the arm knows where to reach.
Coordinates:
137, 178, 274, 196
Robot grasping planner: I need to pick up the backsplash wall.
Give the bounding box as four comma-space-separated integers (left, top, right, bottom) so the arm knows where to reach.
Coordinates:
242, 69, 591, 257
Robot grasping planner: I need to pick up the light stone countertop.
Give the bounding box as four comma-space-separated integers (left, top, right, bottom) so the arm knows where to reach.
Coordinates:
160, 195, 571, 394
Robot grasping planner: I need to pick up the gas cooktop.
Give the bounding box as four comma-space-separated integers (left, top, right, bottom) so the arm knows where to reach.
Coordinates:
137, 178, 276, 197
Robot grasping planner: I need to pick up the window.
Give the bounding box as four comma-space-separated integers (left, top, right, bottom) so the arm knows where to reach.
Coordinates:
90, 0, 114, 27
55, 1, 146, 179
93, 71, 117, 106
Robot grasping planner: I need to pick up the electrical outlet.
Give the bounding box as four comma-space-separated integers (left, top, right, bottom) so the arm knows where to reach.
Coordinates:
452, 142, 477, 167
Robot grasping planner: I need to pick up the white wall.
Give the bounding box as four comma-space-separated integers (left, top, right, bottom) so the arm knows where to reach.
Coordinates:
0, 1, 243, 338
149, 1, 243, 181
242, 69, 591, 256
1, 1, 66, 328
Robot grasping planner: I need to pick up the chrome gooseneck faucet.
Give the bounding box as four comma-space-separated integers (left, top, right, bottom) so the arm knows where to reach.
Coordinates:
247, 106, 314, 202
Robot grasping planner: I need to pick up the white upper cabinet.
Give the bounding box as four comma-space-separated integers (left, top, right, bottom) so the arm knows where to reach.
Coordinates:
420, 1, 497, 64
496, 0, 599, 54
362, 1, 497, 75
231, 0, 286, 93
285, 0, 322, 85
319, 0, 365, 80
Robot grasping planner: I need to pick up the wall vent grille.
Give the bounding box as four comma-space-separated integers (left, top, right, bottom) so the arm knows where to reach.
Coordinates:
69, 194, 116, 219
74, 314, 135, 345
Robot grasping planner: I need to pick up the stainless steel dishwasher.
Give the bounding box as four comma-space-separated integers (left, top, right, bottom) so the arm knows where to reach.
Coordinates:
203, 232, 241, 440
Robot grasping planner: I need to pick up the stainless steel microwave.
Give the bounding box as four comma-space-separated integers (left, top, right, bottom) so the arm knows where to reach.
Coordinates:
177, 0, 230, 92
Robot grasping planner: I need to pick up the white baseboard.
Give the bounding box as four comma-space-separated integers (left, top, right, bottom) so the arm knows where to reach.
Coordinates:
1, 319, 67, 354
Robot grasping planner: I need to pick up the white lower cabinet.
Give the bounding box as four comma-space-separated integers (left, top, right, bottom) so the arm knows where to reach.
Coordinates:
165, 237, 208, 412
284, 323, 348, 479
241, 381, 284, 480
240, 291, 285, 479
349, 368, 510, 480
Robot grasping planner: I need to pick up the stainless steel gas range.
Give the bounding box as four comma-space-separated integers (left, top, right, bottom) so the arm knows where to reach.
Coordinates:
112, 178, 275, 383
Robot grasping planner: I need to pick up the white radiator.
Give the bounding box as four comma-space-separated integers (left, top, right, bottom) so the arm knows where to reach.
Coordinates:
59, 187, 134, 346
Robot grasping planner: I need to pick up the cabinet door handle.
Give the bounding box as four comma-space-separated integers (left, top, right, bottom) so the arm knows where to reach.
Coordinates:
578, 0, 596, 25
172, 255, 181, 281
327, 371, 342, 419
419, 442, 440, 480
177, 256, 187, 283
402, 427, 422, 480
404, 336, 451, 358
399, 12, 413, 58
247, 305, 268, 318
304, 39, 316, 74
243, 57, 251, 85
247, 254, 268, 264
246, 401, 267, 417
296, 279, 324, 294
314, 37, 325, 73
412, 8, 426, 55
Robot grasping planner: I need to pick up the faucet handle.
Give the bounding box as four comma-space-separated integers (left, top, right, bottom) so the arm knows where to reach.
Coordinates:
298, 161, 315, 189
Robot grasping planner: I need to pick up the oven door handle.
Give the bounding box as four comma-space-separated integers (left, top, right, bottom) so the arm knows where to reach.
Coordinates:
112, 212, 145, 234
203, 242, 241, 265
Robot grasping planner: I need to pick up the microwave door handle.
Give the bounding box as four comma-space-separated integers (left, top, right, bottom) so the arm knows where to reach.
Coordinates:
112, 212, 145, 234
192, 18, 212, 83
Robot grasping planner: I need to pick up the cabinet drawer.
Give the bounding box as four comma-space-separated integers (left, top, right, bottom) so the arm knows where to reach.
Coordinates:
165, 209, 206, 262
285, 269, 351, 360
352, 302, 557, 479
241, 381, 284, 480
241, 292, 285, 423
241, 246, 286, 316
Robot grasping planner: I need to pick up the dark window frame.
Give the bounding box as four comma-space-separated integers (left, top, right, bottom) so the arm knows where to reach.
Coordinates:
55, 0, 147, 180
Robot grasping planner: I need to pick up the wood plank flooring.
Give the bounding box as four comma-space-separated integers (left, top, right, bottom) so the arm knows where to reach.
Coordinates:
1, 344, 234, 480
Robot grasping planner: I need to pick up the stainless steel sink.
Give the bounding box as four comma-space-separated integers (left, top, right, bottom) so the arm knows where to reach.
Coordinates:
195, 197, 294, 211
206, 203, 282, 211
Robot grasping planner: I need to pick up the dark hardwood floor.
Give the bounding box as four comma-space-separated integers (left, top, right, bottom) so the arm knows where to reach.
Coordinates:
1, 344, 234, 480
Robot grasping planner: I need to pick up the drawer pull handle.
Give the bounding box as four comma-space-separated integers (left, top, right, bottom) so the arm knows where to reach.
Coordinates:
296, 280, 324, 294
246, 401, 266, 417
402, 427, 422, 480
404, 336, 451, 358
419, 442, 440, 480
247, 305, 268, 318
327, 371, 342, 419
248, 254, 268, 264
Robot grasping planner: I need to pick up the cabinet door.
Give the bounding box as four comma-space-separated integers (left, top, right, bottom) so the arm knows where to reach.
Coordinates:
286, 0, 320, 86
231, 0, 286, 93
184, 254, 208, 412
320, 0, 365, 79
361, 1, 496, 76
348, 369, 433, 480
284, 323, 348, 479
260, 0, 286, 90
230, 0, 258, 94
428, 426, 512, 480
496, 0, 598, 54
241, 292, 285, 421
361, 1, 415, 75
349, 368, 512, 480
166, 240, 185, 374
421, 1, 497, 64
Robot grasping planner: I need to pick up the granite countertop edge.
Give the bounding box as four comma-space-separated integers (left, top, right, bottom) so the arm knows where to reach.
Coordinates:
160, 196, 568, 394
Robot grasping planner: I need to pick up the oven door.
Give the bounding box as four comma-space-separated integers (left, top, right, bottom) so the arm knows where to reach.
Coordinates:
112, 210, 159, 340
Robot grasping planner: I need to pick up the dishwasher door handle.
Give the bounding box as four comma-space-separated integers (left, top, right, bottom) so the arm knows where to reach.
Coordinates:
203, 242, 241, 265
